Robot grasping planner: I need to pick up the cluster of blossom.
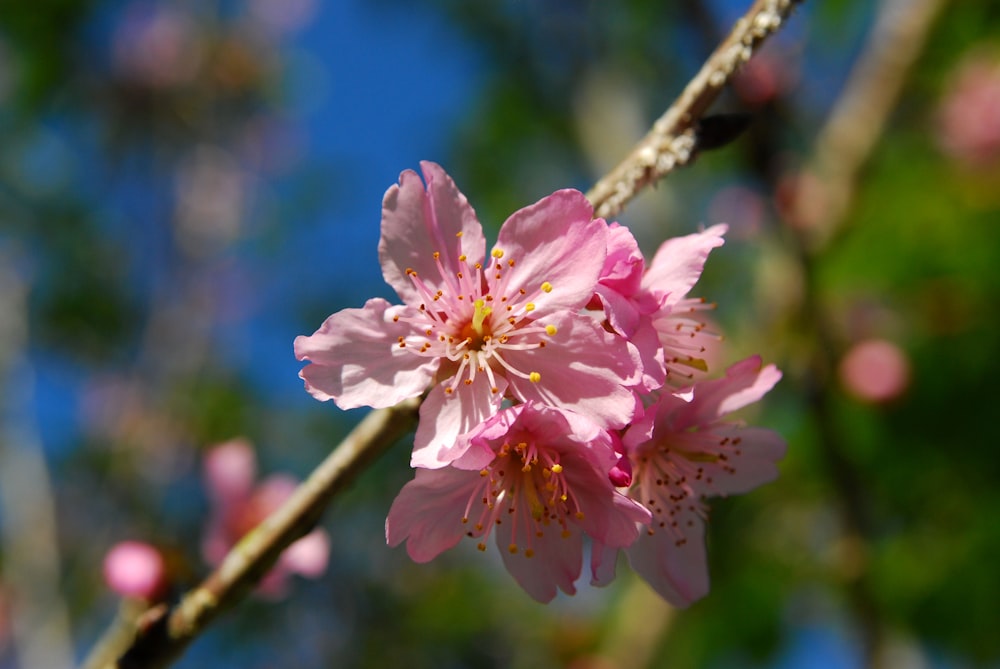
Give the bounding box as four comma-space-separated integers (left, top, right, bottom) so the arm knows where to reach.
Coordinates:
103, 439, 329, 602
295, 162, 785, 606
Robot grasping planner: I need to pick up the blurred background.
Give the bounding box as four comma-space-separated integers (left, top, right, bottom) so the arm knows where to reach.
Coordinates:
1, 0, 999, 667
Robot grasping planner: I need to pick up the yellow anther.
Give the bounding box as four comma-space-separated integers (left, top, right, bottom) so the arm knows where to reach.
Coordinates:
529, 372, 541, 383
541, 281, 553, 293
458, 254, 467, 262
456, 231, 464, 237
524, 302, 535, 312
551, 463, 563, 474
491, 248, 504, 259
471, 298, 492, 335
508, 544, 518, 554
477, 542, 486, 551
545, 324, 557, 336
525, 549, 535, 558
433, 251, 440, 259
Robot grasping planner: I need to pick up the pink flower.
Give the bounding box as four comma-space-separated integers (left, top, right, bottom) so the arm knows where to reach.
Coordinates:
103, 541, 167, 600
202, 439, 330, 598
838, 338, 911, 404
385, 403, 650, 603
296, 162, 640, 468
937, 51, 1000, 167
593, 223, 727, 390
601, 356, 785, 607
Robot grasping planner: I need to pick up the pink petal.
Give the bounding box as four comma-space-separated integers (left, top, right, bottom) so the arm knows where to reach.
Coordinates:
627, 508, 710, 608
495, 190, 607, 313
281, 530, 330, 578
642, 224, 727, 306
497, 517, 582, 603
203, 438, 256, 504
702, 426, 786, 496
504, 313, 640, 430
385, 467, 482, 562
599, 222, 644, 295
628, 318, 667, 393
378, 162, 486, 304
411, 373, 507, 469
571, 473, 650, 548
253, 474, 298, 515
675, 355, 781, 427
594, 283, 640, 336
589, 542, 620, 587
294, 298, 439, 409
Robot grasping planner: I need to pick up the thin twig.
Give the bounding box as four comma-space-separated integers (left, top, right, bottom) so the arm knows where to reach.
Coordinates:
586, 0, 802, 221
83, 2, 806, 666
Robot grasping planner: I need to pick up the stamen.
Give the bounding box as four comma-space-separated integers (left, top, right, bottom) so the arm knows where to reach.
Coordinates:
541, 282, 553, 293
529, 372, 541, 383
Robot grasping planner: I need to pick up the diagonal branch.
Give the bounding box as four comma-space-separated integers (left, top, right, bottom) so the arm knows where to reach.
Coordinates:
586, 0, 803, 220
81, 2, 803, 667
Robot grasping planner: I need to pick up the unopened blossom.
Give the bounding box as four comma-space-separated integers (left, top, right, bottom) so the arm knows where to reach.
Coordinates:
386, 403, 650, 602
296, 162, 640, 469
937, 51, 1000, 167
202, 439, 330, 597
103, 540, 167, 601
593, 223, 727, 389
596, 356, 785, 607
839, 338, 911, 404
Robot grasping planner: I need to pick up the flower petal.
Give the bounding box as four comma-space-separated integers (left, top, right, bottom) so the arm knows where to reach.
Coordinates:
642, 224, 726, 306
294, 298, 439, 409
497, 517, 582, 603
504, 313, 640, 429
627, 507, 710, 608
379, 162, 486, 304
675, 355, 782, 427
411, 373, 507, 469
496, 189, 607, 313
386, 467, 481, 562
702, 425, 786, 496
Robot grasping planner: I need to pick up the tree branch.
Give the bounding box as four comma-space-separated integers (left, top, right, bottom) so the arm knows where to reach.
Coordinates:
82, 1, 805, 666
84, 397, 420, 669
586, 0, 803, 220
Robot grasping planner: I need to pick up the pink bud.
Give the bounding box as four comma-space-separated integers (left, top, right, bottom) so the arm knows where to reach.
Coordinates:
839, 339, 911, 404
103, 541, 166, 600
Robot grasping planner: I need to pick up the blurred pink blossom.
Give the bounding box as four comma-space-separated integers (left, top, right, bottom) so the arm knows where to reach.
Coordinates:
937, 51, 1000, 167
732, 51, 796, 106
202, 439, 330, 598
112, 3, 203, 89
103, 540, 167, 601
838, 338, 911, 404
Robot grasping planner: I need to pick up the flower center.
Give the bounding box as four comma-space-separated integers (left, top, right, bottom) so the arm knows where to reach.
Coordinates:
460, 439, 582, 558
392, 243, 560, 395
634, 432, 741, 545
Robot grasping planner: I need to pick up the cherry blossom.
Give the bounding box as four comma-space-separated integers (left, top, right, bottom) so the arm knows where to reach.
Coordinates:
593, 222, 727, 389
386, 403, 650, 602
296, 162, 640, 469
103, 541, 167, 601
202, 439, 330, 598
595, 356, 785, 607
